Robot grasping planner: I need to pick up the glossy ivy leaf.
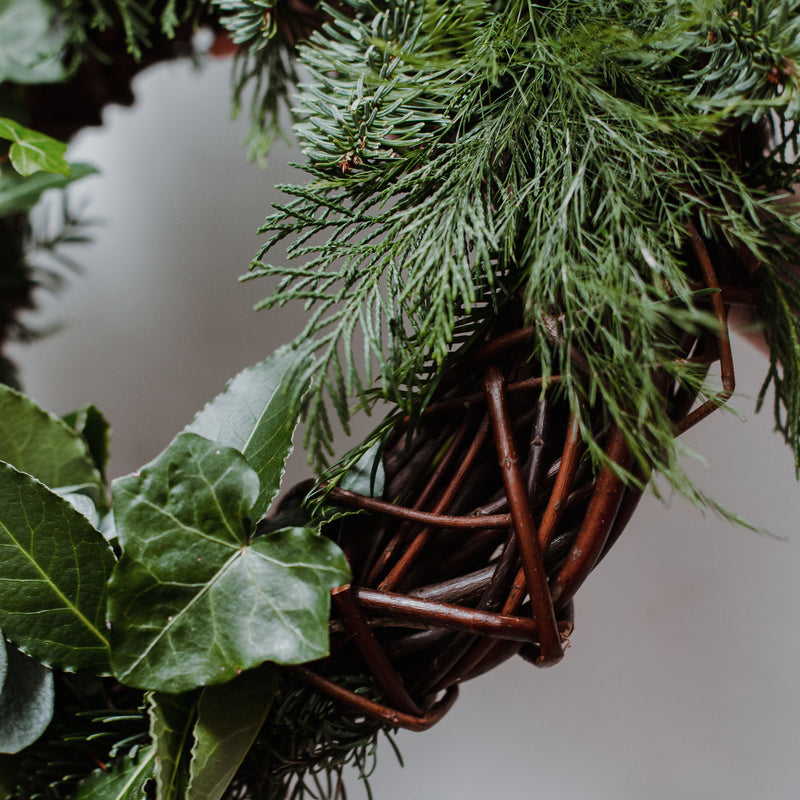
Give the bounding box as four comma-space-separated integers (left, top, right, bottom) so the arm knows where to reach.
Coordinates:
0, 162, 96, 215
149, 692, 197, 800
0, 118, 70, 177
71, 746, 156, 800
185, 344, 313, 519
0, 638, 54, 754
0, 462, 114, 673
188, 664, 278, 800
0, 0, 67, 84
62, 404, 111, 478
109, 433, 350, 692
0, 385, 107, 513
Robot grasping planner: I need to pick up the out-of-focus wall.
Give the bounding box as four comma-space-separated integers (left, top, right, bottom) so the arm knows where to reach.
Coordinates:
9, 60, 800, 800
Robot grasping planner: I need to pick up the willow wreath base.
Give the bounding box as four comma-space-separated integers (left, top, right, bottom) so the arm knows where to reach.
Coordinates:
270, 227, 754, 733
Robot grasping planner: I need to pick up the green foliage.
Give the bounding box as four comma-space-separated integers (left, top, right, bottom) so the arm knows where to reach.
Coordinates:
758, 259, 800, 473
70, 746, 155, 800
0, 462, 114, 673
109, 433, 349, 691
0, 359, 350, 797
6, 1, 800, 799
145, 665, 277, 800
251, 0, 800, 498
149, 691, 196, 799
228, 672, 394, 800
188, 665, 277, 800
0, 163, 97, 215
0, 118, 71, 177
211, 0, 328, 161
0, 384, 108, 512
0, 675, 149, 800
0, 636, 54, 755
62, 405, 112, 480
185, 345, 313, 519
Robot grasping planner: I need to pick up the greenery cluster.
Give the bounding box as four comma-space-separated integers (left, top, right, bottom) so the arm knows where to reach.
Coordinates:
254, 0, 800, 493
2, 0, 800, 799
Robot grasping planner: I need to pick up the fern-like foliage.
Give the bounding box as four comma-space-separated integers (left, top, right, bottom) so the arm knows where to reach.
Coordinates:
248, 0, 800, 500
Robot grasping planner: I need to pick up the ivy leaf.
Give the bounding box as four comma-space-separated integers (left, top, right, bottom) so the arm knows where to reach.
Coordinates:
0, 0, 67, 84
0, 118, 70, 177
185, 344, 313, 519
0, 385, 107, 514
0, 163, 96, 215
0, 637, 54, 754
62, 404, 111, 479
188, 664, 278, 800
0, 462, 114, 673
71, 746, 156, 800
109, 433, 349, 692
149, 692, 197, 800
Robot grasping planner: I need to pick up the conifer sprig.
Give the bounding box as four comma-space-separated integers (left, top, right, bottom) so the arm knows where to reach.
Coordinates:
249, 0, 800, 500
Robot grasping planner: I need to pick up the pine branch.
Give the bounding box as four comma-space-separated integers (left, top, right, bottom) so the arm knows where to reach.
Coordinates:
247, 0, 800, 501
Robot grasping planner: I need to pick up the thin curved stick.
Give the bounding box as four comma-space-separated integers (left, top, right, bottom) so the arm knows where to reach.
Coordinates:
537, 412, 581, 551
380, 414, 490, 591
326, 488, 511, 529
550, 426, 631, 608
354, 587, 539, 642
484, 366, 563, 666
291, 666, 459, 732
332, 585, 422, 716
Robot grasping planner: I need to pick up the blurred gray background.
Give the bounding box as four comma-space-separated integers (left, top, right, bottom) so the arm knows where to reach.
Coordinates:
8, 59, 800, 799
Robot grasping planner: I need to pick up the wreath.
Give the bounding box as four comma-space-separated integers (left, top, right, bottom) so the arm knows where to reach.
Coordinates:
2, 1, 800, 798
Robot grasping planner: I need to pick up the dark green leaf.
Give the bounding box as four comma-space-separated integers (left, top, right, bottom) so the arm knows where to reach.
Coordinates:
0, 638, 54, 754
0, 385, 107, 514
109, 433, 349, 692
0, 462, 113, 673
0, 118, 70, 177
149, 692, 197, 800
188, 664, 278, 800
185, 345, 313, 518
62, 404, 111, 478
71, 746, 156, 800
0, 163, 96, 215
0, 0, 67, 84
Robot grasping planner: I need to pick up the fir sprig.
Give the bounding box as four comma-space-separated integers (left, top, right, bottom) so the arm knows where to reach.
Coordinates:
250, 0, 800, 501
213, 0, 330, 160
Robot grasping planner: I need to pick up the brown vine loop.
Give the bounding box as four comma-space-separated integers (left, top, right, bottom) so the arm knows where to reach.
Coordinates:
291, 242, 737, 731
